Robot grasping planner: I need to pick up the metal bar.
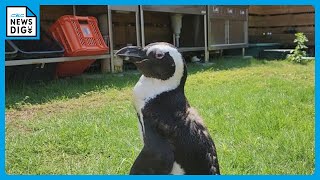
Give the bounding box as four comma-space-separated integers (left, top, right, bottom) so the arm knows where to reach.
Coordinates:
226, 20, 230, 44
172, 34, 176, 46
244, 8, 249, 44
264, 49, 293, 52
178, 47, 206, 52
244, 9, 249, 44
207, 6, 212, 51
142, 6, 206, 15
204, 14, 209, 62
244, 21, 248, 44
5, 54, 111, 66
242, 48, 245, 57
135, 8, 141, 47
140, 6, 145, 47
209, 43, 248, 47
109, 6, 138, 12
208, 43, 248, 51
72, 5, 76, 16
107, 6, 115, 73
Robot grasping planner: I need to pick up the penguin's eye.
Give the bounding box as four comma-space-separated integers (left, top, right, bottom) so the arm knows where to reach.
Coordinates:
155, 51, 165, 59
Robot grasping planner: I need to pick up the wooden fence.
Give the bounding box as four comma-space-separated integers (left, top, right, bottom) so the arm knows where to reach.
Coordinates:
248, 6, 315, 46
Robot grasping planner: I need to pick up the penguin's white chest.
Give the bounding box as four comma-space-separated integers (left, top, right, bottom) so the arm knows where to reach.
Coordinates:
132, 76, 163, 142
132, 75, 182, 143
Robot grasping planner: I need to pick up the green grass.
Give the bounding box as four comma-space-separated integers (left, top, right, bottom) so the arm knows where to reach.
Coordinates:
5, 58, 315, 175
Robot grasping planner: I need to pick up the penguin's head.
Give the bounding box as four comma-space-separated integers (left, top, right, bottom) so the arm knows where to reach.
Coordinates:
115, 42, 185, 81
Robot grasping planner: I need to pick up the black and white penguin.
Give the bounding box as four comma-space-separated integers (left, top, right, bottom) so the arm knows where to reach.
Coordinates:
116, 42, 220, 175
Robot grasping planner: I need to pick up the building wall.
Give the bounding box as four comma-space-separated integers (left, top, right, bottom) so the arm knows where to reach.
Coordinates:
248, 6, 314, 46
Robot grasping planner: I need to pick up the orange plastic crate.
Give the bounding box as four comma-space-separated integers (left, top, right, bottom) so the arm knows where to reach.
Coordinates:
49, 15, 108, 56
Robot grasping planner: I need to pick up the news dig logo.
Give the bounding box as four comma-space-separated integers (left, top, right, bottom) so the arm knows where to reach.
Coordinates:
6, 6, 37, 37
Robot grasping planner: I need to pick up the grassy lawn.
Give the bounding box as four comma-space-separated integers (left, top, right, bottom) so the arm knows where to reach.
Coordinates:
5, 58, 315, 175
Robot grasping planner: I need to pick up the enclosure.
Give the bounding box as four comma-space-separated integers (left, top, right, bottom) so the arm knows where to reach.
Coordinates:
4, 5, 315, 175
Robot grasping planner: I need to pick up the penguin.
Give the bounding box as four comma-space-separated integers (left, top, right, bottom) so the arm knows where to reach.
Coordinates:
115, 42, 220, 175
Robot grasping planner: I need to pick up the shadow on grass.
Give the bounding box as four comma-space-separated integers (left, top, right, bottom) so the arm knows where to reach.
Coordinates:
5, 72, 140, 109
5, 57, 266, 109
188, 57, 267, 74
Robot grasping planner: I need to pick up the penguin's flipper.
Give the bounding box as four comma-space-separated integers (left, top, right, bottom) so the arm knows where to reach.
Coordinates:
130, 145, 174, 175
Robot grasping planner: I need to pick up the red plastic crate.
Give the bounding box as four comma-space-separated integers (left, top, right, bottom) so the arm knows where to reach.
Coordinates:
49, 15, 109, 56
55, 59, 96, 77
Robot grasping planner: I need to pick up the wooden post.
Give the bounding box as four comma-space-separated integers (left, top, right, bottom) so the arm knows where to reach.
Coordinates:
101, 58, 111, 73
98, 13, 111, 73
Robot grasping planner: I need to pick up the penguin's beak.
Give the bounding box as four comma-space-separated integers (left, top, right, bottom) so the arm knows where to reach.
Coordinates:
115, 46, 147, 62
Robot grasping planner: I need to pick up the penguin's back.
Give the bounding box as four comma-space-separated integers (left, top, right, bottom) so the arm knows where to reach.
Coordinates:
173, 108, 220, 174
141, 88, 220, 175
